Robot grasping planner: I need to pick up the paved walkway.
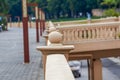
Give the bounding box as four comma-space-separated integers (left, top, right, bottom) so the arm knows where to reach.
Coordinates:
0, 27, 120, 80
0, 27, 44, 80
76, 58, 120, 80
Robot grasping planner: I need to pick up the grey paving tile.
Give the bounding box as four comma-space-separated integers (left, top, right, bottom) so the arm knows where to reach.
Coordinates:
0, 28, 44, 80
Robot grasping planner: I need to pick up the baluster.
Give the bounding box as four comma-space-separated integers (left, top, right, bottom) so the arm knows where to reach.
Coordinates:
69, 30, 72, 41
75, 29, 79, 41
67, 30, 70, 42
99, 27, 103, 39
109, 27, 113, 39
96, 27, 100, 39
88, 28, 91, 40
104, 26, 108, 39
107, 27, 111, 39
70, 30, 73, 41
71, 30, 74, 41
91, 28, 96, 39
63, 30, 66, 43
100, 26, 103, 39
79, 30, 82, 40
116, 26, 119, 39
103, 26, 106, 39
112, 27, 116, 39
117, 25, 120, 39
63, 30, 67, 43
83, 29, 87, 39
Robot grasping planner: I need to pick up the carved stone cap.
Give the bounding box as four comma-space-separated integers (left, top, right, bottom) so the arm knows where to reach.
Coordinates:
48, 31, 62, 44
49, 27, 56, 32
36, 45, 74, 55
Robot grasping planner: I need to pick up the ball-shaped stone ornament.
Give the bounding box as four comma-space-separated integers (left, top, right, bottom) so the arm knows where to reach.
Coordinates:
48, 31, 62, 43
49, 27, 56, 32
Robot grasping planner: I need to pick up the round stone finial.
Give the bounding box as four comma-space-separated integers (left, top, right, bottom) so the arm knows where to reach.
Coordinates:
48, 31, 62, 44
49, 27, 56, 32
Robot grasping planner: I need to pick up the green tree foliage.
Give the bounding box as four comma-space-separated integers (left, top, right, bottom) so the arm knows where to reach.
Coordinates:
9, 0, 22, 21
0, 0, 9, 30
0, 0, 120, 20
0, 0, 9, 15
28, 0, 120, 19
116, 0, 120, 8
101, 0, 116, 8
103, 8, 119, 17
101, 0, 120, 17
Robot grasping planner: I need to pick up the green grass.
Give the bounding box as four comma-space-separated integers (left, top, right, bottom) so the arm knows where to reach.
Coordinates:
50, 17, 86, 22
48, 16, 101, 22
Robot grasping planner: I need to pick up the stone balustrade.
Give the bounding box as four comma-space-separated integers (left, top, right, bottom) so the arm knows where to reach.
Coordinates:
38, 20, 120, 80
57, 22, 120, 44
7, 21, 47, 28
37, 18, 120, 80
8, 22, 36, 28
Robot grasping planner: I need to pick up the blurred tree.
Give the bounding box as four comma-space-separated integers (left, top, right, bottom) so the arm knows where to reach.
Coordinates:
101, 0, 116, 8
116, 0, 120, 8
0, 0, 9, 15
2, 0, 119, 20
8, 0, 22, 21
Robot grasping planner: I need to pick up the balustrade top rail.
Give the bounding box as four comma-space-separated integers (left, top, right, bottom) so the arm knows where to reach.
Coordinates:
57, 22, 120, 44
57, 21, 120, 28
46, 54, 75, 80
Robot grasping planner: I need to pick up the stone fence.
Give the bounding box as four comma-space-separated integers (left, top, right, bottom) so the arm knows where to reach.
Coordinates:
57, 21, 120, 44
7, 21, 47, 28
37, 18, 120, 80
7, 22, 35, 28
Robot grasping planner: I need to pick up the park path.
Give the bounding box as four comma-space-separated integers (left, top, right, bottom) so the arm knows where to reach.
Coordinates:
0, 27, 44, 80
0, 27, 120, 80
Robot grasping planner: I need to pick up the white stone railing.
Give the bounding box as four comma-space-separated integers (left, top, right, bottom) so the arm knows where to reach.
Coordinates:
57, 22, 120, 44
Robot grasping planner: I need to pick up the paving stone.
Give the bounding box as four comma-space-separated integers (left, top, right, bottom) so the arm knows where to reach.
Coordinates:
0, 27, 44, 80
0, 27, 120, 80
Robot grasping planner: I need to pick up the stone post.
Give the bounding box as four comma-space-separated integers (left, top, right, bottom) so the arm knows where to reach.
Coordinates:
37, 30, 74, 79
